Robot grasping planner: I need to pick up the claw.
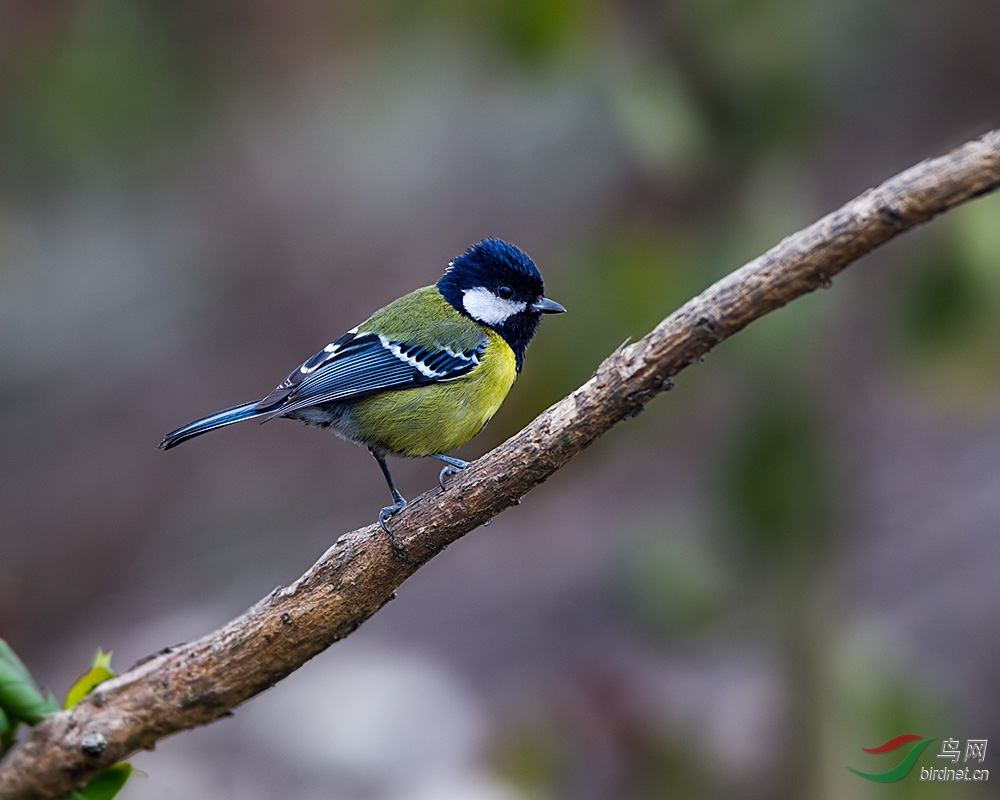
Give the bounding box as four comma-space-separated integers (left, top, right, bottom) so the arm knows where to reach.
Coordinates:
433, 455, 469, 489
438, 464, 462, 489
379, 499, 406, 548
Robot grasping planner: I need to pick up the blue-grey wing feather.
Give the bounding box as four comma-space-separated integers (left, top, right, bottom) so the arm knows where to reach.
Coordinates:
259, 331, 486, 418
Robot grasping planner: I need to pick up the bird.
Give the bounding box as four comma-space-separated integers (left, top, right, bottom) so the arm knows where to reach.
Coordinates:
159, 238, 565, 534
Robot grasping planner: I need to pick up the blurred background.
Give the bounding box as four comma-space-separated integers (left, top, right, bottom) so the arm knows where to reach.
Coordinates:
2, 1, 999, 798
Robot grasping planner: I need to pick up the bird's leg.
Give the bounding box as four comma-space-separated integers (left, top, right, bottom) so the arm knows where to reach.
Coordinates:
371, 449, 406, 543
430, 453, 469, 489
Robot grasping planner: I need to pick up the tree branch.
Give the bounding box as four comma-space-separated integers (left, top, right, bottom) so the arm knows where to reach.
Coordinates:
3, 130, 999, 800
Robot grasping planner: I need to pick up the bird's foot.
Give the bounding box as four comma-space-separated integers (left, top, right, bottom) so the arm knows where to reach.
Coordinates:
438, 465, 461, 489
434, 456, 470, 489
378, 500, 407, 551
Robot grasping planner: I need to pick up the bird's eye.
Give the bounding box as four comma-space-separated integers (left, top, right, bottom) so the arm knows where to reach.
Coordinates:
497, 285, 514, 299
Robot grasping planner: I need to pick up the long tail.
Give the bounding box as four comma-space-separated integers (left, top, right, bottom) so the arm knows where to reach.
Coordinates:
158, 401, 265, 450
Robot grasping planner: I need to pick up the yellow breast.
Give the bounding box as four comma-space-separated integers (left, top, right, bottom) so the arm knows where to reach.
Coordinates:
346, 328, 517, 457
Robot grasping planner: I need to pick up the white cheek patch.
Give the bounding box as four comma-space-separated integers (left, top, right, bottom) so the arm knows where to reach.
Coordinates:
462, 287, 527, 326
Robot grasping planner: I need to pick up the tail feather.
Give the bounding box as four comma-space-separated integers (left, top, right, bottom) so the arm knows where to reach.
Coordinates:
158, 401, 264, 450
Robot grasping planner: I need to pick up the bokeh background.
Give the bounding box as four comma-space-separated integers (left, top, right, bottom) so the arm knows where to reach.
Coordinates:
2, 1, 1000, 798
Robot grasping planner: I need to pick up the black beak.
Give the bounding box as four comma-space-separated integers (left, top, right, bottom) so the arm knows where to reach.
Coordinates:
531, 297, 567, 314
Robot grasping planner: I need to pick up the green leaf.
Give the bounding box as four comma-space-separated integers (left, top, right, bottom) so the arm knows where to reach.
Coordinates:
93, 649, 113, 671
65, 762, 133, 800
0, 705, 16, 756
64, 650, 116, 710
0, 638, 59, 724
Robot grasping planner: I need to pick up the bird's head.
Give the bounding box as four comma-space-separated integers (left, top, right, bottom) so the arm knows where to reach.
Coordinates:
437, 238, 565, 371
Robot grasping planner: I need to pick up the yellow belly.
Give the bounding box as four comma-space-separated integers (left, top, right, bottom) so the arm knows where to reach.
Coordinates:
346, 329, 517, 457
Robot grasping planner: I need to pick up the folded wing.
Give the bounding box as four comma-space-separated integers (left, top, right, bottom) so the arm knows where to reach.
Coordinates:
256, 330, 487, 418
